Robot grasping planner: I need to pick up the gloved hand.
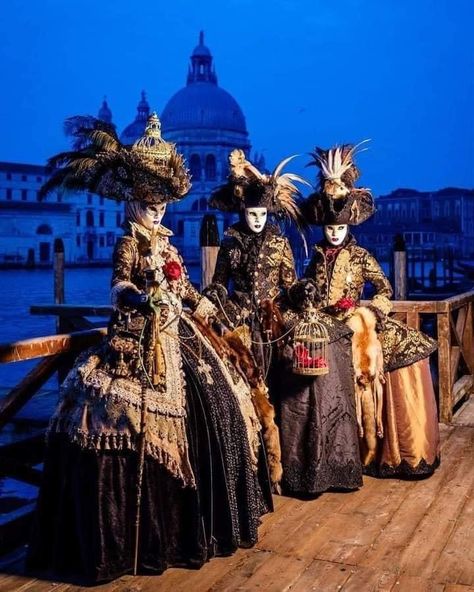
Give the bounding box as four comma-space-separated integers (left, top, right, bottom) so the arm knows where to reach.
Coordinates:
288, 279, 320, 310
120, 288, 152, 315
202, 282, 228, 307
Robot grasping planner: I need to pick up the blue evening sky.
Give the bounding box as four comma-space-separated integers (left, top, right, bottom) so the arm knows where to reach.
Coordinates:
0, 0, 472, 195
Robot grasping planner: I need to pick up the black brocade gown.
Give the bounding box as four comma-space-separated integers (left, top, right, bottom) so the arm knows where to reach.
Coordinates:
26, 326, 268, 583
26, 226, 269, 584
272, 313, 363, 496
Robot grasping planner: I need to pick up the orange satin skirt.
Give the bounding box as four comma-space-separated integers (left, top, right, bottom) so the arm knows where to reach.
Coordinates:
360, 358, 440, 477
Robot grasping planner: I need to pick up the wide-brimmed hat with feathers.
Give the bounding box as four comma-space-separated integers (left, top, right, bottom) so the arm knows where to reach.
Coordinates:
209, 149, 310, 223
40, 112, 191, 204
302, 140, 375, 226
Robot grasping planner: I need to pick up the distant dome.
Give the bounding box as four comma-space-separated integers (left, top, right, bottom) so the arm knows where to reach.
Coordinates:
161, 32, 248, 136
162, 84, 247, 133
120, 90, 150, 145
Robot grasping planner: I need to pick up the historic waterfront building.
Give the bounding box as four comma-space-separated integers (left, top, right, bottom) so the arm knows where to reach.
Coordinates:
0, 162, 75, 265
0, 34, 252, 273
356, 188, 474, 260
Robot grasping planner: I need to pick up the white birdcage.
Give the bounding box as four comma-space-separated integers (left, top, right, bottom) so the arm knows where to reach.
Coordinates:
292, 306, 329, 376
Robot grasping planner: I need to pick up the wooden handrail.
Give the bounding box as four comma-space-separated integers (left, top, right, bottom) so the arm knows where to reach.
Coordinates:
0, 328, 106, 364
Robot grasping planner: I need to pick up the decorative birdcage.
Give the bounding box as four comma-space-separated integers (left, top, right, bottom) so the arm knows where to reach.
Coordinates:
292, 306, 329, 376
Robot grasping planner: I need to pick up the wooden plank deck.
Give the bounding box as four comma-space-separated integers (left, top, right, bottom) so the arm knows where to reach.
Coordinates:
1, 398, 473, 592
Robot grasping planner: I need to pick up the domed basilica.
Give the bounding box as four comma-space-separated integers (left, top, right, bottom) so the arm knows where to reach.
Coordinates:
113, 32, 255, 275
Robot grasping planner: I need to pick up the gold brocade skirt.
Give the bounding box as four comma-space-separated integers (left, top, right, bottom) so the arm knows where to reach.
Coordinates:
361, 358, 440, 477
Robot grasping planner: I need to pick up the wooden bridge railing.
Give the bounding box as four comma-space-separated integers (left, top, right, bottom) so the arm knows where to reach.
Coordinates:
370, 290, 474, 423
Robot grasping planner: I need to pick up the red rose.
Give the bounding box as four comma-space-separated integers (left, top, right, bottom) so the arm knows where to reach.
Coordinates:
162, 261, 182, 281
335, 296, 356, 311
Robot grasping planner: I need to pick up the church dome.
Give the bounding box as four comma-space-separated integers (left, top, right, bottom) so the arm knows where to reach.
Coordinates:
161, 32, 248, 136
120, 91, 151, 145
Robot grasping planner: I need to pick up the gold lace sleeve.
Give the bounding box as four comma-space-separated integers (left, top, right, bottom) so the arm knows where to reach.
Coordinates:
111, 236, 136, 286
279, 238, 297, 290
363, 252, 393, 316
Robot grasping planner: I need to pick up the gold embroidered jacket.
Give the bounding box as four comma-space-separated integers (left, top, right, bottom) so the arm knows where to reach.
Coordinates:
304, 237, 437, 371
211, 223, 297, 325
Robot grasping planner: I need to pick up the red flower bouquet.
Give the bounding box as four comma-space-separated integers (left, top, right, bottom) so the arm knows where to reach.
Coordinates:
334, 296, 356, 311
162, 261, 182, 281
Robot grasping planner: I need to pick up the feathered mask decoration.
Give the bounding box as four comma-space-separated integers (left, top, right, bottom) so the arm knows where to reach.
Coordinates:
39, 112, 191, 204
308, 140, 370, 199
210, 149, 310, 222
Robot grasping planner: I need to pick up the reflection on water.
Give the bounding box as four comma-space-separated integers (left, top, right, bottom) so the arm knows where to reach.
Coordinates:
0, 268, 112, 388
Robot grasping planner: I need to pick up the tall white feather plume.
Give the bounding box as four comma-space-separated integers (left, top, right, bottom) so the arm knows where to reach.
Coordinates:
317, 139, 371, 181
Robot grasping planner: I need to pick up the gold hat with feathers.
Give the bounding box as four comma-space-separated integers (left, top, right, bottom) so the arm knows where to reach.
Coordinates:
308, 140, 370, 199
302, 140, 375, 226
40, 112, 191, 204
210, 149, 310, 224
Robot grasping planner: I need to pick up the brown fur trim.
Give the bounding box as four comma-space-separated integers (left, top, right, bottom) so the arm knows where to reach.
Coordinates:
191, 318, 283, 488
346, 307, 385, 439
251, 379, 283, 488
260, 299, 286, 351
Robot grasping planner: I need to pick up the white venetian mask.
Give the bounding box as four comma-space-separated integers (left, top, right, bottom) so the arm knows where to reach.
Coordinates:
141, 203, 167, 230
244, 207, 268, 234
324, 224, 348, 246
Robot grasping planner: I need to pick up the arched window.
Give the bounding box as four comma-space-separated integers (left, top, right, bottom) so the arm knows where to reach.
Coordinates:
205, 154, 216, 181
36, 224, 53, 235
191, 197, 209, 212
86, 210, 94, 227
189, 154, 201, 181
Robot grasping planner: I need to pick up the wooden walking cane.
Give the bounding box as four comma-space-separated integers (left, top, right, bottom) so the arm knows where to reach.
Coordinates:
133, 266, 161, 575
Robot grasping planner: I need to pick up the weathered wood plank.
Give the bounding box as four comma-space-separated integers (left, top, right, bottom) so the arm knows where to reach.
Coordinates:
406, 311, 420, 330
438, 312, 454, 423
397, 427, 474, 580
431, 484, 474, 586
298, 479, 415, 566
289, 558, 353, 592
340, 566, 397, 591
389, 575, 445, 591
0, 328, 106, 363
359, 425, 460, 573
220, 551, 312, 591
453, 375, 474, 406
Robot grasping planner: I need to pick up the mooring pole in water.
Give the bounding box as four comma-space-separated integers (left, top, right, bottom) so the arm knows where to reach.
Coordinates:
393, 234, 407, 300
200, 214, 220, 290
54, 238, 65, 305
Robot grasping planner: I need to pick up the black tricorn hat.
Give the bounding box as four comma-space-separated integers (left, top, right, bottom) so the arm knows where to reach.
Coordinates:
301, 189, 375, 226
209, 149, 310, 221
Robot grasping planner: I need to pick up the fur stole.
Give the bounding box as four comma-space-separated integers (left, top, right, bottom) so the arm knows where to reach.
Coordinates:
346, 306, 385, 442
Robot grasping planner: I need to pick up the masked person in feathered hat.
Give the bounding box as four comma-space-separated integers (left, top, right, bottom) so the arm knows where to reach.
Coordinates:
205, 149, 308, 376
295, 142, 440, 479
27, 114, 274, 583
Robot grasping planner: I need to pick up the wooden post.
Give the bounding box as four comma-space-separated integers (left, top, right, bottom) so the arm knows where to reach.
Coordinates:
437, 311, 453, 423
54, 238, 65, 305
393, 234, 407, 300
200, 214, 220, 290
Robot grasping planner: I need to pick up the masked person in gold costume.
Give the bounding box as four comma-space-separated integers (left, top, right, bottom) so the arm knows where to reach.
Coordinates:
27, 114, 272, 584
296, 142, 440, 478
